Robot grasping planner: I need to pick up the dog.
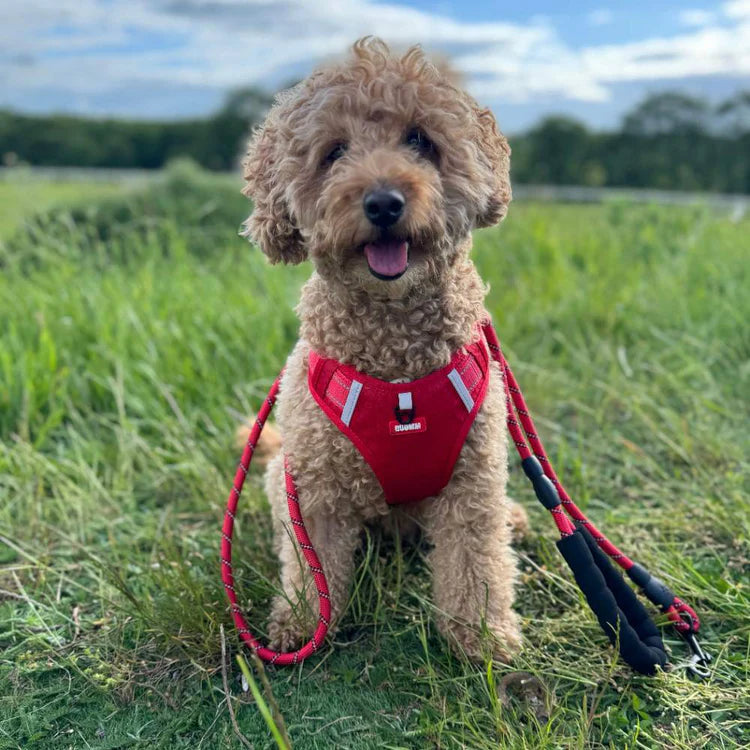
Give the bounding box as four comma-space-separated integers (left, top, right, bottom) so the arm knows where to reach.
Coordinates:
240, 37, 527, 662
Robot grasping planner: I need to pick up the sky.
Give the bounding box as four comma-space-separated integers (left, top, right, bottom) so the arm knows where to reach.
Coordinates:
2, 0, 749, 133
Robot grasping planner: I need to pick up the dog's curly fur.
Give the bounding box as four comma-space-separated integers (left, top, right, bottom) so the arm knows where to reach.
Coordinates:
241, 37, 527, 662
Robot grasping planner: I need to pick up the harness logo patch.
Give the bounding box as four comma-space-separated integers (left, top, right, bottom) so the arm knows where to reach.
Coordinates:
389, 417, 427, 435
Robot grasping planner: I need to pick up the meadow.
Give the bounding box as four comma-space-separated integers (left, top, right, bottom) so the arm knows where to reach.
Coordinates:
0, 162, 748, 749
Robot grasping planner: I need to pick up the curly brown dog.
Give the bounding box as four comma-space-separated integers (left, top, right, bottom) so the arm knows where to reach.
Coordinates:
241, 37, 528, 663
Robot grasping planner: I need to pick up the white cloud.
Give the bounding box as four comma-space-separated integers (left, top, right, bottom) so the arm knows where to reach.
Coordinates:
587, 9, 614, 27
2, 0, 750, 116
1, 1, 550, 89
457, 6, 750, 103
679, 9, 716, 27
580, 25, 750, 84
724, 0, 750, 19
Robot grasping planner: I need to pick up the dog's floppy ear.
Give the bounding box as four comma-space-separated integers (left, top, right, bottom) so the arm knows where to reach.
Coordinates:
474, 106, 512, 228
241, 113, 307, 264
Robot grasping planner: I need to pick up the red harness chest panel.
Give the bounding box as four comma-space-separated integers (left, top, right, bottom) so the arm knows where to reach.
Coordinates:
307, 333, 491, 504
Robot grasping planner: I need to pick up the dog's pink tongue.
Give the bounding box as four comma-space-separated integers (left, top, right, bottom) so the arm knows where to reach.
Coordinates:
364, 239, 409, 277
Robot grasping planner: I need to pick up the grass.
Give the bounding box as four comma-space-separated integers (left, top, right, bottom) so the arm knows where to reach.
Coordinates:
0, 161, 748, 749
0, 172, 128, 240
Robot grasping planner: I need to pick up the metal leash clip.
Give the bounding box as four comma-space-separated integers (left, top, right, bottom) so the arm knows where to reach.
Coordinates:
672, 613, 712, 679
680, 631, 712, 679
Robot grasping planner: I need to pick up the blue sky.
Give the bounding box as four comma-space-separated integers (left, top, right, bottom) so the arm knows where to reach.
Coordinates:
3, 1, 749, 132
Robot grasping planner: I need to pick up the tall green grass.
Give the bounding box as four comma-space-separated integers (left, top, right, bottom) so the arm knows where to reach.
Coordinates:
1, 163, 748, 749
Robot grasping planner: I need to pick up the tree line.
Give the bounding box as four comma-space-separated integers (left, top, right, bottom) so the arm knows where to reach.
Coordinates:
512, 92, 750, 193
0, 88, 272, 172
2, 89, 749, 193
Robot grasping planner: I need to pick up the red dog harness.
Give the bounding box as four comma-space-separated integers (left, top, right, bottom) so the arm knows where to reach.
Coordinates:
307, 332, 490, 504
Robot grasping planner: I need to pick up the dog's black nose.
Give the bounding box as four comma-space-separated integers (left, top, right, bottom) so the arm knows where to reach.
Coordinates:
363, 188, 405, 228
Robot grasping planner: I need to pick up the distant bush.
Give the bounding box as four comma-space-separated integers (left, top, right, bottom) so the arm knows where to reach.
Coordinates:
1, 159, 249, 271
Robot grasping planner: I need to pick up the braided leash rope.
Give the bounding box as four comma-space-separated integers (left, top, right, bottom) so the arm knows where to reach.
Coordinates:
221, 322, 708, 675
220, 374, 331, 665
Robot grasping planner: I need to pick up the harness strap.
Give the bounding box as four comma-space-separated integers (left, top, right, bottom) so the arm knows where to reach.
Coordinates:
221, 322, 709, 676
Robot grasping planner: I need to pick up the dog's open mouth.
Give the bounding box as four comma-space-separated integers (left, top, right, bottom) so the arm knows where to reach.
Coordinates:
364, 239, 409, 280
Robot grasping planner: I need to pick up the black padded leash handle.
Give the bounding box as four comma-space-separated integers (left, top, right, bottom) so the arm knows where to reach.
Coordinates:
557, 525, 669, 675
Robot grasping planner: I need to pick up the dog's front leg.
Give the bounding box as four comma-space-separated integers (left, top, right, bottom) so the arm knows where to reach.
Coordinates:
265, 454, 361, 652
424, 476, 522, 663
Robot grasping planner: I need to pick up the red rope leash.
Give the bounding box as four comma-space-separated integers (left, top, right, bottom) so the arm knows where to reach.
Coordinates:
220, 374, 331, 665
221, 322, 706, 673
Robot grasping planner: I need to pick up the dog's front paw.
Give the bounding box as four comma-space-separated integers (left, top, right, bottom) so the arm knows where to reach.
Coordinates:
486, 612, 523, 664
266, 596, 313, 652
267, 618, 306, 652
441, 611, 522, 664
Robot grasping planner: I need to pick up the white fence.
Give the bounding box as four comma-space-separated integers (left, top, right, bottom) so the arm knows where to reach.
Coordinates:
513, 184, 749, 216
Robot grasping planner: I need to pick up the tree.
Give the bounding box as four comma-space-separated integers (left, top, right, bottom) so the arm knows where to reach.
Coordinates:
521, 117, 594, 184
622, 92, 709, 136
204, 86, 274, 170
217, 86, 274, 122
716, 91, 750, 136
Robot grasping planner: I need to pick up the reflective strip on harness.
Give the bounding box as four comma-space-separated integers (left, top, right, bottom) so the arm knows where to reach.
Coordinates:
341, 380, 363, 426
447, 368, 474, 412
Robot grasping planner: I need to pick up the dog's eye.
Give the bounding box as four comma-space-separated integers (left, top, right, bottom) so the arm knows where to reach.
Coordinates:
405, 128, 437, 159
323, 142, 347, 165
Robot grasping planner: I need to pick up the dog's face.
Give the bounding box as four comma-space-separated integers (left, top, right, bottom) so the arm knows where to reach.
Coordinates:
243, 38, 511, 297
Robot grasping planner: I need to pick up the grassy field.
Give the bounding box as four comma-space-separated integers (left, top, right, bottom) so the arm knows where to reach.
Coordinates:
1, 163, 748, 749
